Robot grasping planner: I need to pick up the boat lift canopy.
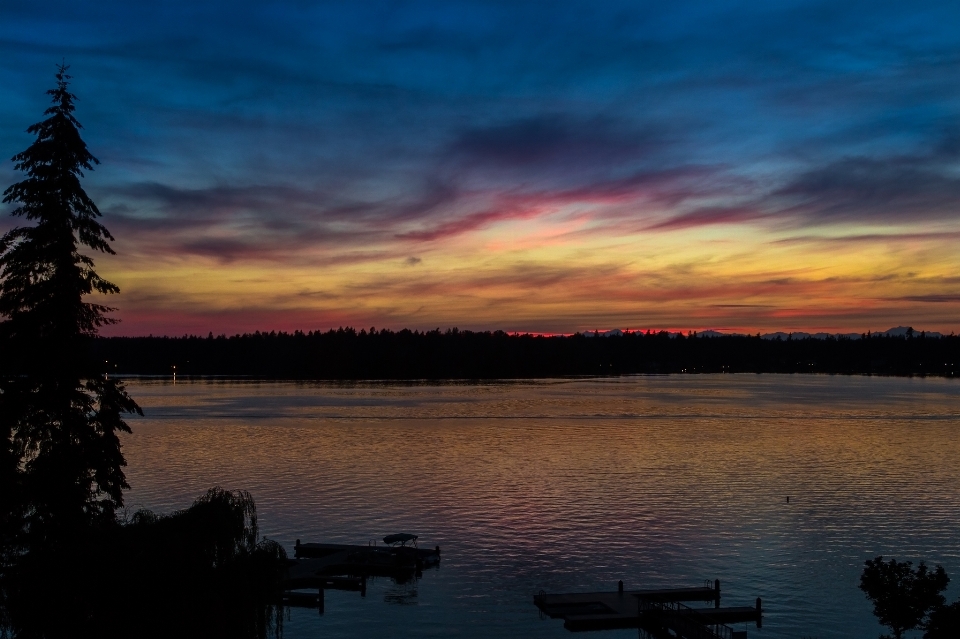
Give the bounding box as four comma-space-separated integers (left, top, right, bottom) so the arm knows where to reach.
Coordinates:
383, 533, 418, 546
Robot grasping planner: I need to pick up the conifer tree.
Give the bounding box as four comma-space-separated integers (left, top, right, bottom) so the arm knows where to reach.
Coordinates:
0, 65, 140, 551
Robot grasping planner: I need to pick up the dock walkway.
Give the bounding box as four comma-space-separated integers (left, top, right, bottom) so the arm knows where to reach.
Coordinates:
282, 537, 442, 606
287, 540, 441, 583
283, 557, 368, 589
534, 582, 762, 636
295, 541, 441, 563
640, 598, 761, 639
535, 586, 717, 631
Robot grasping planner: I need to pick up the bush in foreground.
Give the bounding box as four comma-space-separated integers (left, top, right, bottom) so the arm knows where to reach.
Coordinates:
2, 488, 287, 639
860, 555, 958, 639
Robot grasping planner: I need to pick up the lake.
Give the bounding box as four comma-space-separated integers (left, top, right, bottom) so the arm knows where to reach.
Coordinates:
119, 375, 960, 638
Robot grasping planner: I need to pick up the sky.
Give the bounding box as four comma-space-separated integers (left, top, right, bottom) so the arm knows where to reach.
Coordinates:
2, 1, 960, 336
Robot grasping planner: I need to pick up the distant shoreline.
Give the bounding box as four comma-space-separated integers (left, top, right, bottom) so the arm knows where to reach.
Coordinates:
84, 329, 959, 379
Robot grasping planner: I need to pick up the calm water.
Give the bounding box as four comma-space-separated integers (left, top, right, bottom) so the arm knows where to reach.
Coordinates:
120, 375, 960, 638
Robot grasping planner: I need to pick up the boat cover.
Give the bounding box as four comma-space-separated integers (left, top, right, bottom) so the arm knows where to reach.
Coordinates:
383, 533, 418, 545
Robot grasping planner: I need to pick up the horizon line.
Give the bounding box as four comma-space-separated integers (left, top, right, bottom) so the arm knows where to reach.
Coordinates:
95, 324, 953, 339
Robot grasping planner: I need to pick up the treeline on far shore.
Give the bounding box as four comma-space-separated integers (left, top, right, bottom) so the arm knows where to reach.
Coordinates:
82, 328, 960, 378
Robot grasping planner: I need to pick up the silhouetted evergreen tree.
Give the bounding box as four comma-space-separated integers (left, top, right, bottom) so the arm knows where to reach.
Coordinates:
0, 65, 140, 555
1, 68, 286, 639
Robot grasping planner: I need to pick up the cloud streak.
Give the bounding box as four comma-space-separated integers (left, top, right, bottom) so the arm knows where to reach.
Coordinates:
773, 152, 960, 225
5, 1, 960, 333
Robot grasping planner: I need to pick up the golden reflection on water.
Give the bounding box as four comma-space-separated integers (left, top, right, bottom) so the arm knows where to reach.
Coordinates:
121, 375, 960, 638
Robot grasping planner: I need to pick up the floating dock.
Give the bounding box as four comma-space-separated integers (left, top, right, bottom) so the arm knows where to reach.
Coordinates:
280, 576, 366, 610
282, 536, 441, 607
290, 539, 440, 580
295, 541, 440, 564
536, 586, 716, 630
534, 581, 762, 636
282, 566, 367, 591
639, 597, 761, 639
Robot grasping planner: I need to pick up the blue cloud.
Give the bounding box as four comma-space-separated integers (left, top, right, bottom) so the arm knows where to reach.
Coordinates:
3, 0, 960, 254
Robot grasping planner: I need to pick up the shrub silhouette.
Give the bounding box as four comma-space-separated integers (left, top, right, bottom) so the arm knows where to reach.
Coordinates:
925, 600, 960, 638
860, 556, 949, 639
3, 487, 286, 639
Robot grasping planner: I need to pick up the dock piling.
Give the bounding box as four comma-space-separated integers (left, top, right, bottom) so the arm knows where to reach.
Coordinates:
715, 579, 720, 608
618, 580, 623, 594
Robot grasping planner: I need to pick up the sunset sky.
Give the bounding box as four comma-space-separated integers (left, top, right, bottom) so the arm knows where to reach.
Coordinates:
3, 1, 960, 336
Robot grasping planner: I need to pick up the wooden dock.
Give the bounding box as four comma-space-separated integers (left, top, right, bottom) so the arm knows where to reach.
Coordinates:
282, 561, 367, 591
535, 585, 717, 631
282, 536, 442, 608
639, 598, 762, 639
287, 539, 441, 583
534, 581, 762, 636
294, 540, 441, 564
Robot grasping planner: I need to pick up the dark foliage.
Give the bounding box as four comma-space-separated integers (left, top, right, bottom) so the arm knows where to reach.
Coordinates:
925, 600, 960, 639
84, 328, 960, 379
860, 556, 949, 639
1, 70, 287, 639
3, 488, 287, 639
0, 65, 142, 554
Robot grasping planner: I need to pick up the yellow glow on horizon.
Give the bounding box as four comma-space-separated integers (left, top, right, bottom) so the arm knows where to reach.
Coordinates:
94, 212, 960, 336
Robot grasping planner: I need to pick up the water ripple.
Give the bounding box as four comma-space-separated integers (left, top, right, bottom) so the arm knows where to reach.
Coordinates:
120, 375, 960, 638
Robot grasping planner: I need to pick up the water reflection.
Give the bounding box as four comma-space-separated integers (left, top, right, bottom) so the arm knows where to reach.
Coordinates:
384, 579, 420, 605
120, 375, 960, 638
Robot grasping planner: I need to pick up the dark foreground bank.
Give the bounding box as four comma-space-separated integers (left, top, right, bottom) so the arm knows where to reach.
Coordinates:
1, 488, 287, 639
90, 329, 958, 378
